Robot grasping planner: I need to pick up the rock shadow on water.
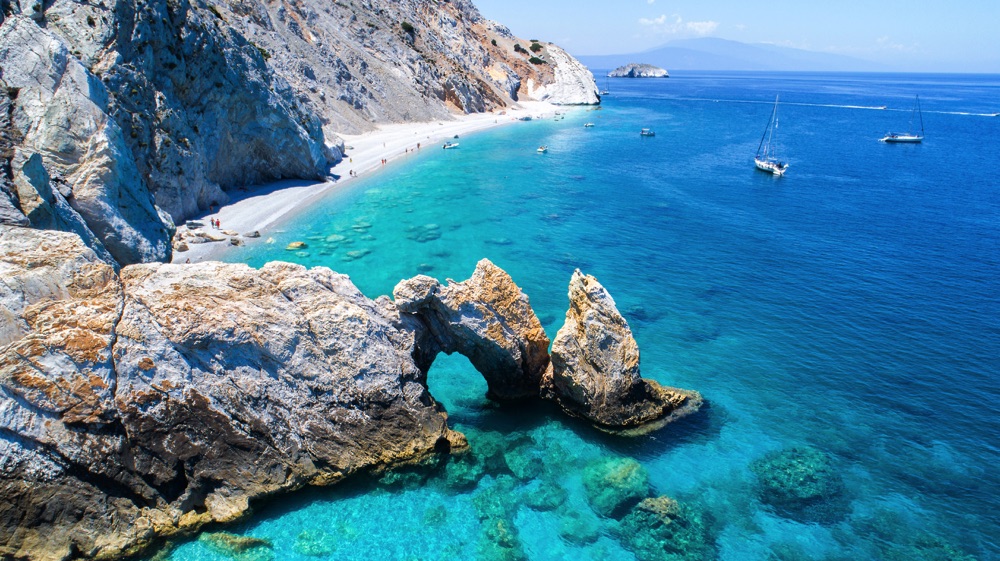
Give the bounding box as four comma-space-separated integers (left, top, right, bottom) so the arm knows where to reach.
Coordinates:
558, 399, 725, 463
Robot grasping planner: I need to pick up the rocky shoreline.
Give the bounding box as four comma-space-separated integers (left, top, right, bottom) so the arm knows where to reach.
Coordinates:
0, 225, 701, 560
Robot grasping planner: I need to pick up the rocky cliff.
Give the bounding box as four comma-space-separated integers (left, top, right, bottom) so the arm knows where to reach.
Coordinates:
0, 0, 599, 266
0, 229, 697, 560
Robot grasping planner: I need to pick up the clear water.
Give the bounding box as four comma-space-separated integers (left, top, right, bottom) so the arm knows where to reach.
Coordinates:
164, 72, 1000, 561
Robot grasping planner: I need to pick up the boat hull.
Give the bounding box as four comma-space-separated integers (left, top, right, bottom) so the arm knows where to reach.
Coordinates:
881, 134, 923, 143
755, 158, 787, 176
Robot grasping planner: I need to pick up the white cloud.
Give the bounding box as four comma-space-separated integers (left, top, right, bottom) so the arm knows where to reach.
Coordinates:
647, 0, 656, 4
638, 13, 718, 36
639, 14, 668, 26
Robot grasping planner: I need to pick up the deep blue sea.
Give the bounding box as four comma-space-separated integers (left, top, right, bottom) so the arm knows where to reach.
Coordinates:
166, 72, 1000, 561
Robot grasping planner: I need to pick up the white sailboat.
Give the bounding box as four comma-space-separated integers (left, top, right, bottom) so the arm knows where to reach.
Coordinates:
755, 96, 788, 176
881, 95, 924, 143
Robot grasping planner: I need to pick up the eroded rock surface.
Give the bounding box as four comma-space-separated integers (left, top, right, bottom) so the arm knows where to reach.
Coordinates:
0, 226, 461, 561
543, 270, 702, 434
0, 16, 172, 265
394, 259, 550, 401
1, 228, 700, 560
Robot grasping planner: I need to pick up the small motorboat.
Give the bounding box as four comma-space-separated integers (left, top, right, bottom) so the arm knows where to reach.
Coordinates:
442, 142, 459, 149
640, 128, 655, 137
537, 145, 548, 153
584, 123, 594, 127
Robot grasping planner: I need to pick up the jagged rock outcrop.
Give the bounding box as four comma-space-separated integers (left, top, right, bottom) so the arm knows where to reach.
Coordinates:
393, 259, 550, 401
543, 270, 702, 434
609, 63, 670, 78
0, 228, 696, 560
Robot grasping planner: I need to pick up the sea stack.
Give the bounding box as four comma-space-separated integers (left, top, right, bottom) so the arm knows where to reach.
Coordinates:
543, 270, 701, 434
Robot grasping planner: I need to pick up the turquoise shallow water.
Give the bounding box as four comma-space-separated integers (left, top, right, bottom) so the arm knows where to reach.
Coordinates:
166, 72, 999, 560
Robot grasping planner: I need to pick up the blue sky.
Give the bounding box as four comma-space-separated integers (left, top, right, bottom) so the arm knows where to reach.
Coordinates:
473, 0, 1000, 72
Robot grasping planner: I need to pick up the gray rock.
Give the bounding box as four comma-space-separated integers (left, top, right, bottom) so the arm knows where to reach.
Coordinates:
0, 15, 171, 265
543, 270, 702, 434
10, 150, 116, 266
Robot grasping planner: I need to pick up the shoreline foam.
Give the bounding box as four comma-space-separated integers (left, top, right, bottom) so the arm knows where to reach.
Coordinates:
172, 101, 563, 263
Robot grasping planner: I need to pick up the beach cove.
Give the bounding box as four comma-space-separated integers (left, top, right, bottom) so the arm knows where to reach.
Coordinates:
173, 101, 564, 263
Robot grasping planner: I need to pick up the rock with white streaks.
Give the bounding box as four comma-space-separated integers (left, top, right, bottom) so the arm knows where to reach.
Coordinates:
527, 43, 602, 105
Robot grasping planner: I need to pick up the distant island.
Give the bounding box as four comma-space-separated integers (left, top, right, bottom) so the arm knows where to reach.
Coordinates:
580, 37, 886, 72
609, 63, 669, 78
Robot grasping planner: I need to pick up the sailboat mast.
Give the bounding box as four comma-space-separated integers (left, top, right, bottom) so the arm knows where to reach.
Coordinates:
757, 97, 778, 157
917, 95, 924, 136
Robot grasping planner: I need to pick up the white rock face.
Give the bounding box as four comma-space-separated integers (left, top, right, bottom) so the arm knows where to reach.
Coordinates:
528, 44, 602, 105
0, 16, 171, 265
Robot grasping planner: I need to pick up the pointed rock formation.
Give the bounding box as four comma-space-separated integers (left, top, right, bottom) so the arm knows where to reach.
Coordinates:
394, 259, 550, 401
543, 270, 702, 434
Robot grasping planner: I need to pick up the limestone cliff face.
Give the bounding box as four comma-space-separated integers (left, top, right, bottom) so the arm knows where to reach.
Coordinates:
216, 0, 600, 135
0, 0, 597, 265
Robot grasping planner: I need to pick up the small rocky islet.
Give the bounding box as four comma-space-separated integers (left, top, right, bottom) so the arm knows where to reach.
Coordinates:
608, 63, 670, 78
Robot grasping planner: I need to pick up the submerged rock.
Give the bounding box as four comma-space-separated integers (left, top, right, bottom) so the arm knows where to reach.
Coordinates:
558, 510, 603, 545
582, 456, 650, 518
618, 496, 714, 561
543, 270, 702, 434
750, 446, 848, 524
293, 530, 338, 557
199, 533, 274, 561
